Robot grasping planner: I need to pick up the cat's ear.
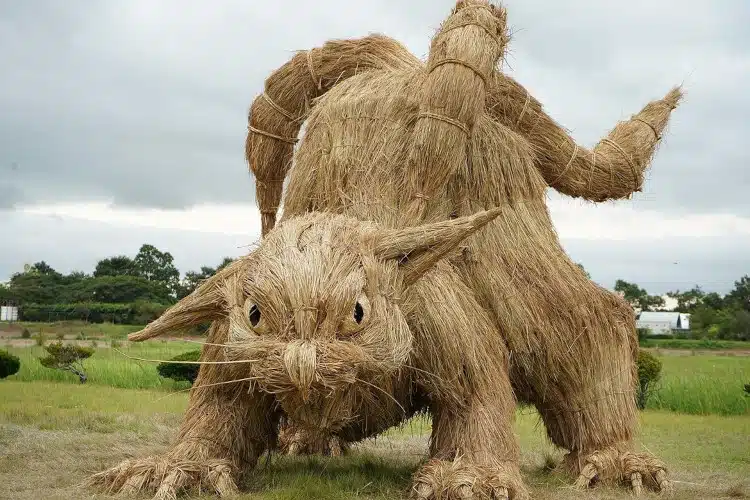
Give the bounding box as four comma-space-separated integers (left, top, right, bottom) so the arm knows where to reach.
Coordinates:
371, 207, 502, 286
127, 258, 248, 342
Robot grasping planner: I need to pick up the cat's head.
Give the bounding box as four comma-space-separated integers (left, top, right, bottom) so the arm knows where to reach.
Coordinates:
128, 208, 501, 429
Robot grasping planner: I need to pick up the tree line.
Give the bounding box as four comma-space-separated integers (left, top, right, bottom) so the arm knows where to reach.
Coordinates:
0, 244, 233, 324
0, 249, 747, 340
614, 277, 750, 341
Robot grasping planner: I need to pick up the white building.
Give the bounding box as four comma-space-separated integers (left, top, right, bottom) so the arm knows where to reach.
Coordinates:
636, 311, 690, 336
0, 305, 18, 322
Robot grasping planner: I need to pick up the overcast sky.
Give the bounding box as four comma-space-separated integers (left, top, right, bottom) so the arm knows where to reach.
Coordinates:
1, 0, 748, 295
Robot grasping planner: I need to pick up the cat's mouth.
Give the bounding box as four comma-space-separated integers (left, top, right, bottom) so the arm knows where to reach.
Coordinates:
223, 337, 398, 396
278, 389, 357, 433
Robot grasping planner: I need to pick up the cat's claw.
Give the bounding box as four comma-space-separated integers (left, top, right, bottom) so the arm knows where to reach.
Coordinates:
567, 446, 673, 496
87, 455, 238, 500
411, 457, 527, 500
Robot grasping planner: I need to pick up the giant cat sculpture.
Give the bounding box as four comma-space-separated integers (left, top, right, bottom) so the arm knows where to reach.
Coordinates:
91, 1, 682, 498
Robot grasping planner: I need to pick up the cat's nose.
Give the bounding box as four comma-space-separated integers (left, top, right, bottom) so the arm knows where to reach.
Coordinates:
293, 304, 322, 340
283, 340, 317, 397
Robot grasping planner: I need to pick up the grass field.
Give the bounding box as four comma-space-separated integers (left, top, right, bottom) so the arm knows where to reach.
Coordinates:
2, 340, 748, 415
649, 353, 749, 415
0, 329, 748, 499
2, 341, 195, 390
0, 381, 748, 500
641, 338, 750, 350
5, 321, 750, 350
1, 321, 144, 340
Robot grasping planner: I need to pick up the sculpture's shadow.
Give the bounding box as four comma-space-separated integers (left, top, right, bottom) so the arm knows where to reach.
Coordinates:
242, 451, 421, 498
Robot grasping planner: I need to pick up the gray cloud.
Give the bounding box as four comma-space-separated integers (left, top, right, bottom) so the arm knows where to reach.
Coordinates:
564, 236, 749, 296
1, 0, 748, 214
0, 211, 258, 282
0, 0, 748, 293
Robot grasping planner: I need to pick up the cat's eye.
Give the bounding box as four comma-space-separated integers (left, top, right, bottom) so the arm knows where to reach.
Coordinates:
354, 301, 365, 324
341, 293, 370, 334
248, 303, 261, 327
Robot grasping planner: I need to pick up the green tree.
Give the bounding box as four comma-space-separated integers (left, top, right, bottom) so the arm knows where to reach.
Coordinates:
177, 266, 217, 299
728, 310, 750, 341
8, 269, 64, 304
614, 280, 665, 311
156, 350, 201, 384
703, 292, 725, 310
666, 286, 704, 312
94, 256, 137, 278
0, 283, 12, 302
726, 275, 750, 312
29, 261, 59, 276
176, 257, 235, 299
576, 262, 591, 279
689, 305, 717, 336
133, 244, 180, 297
636, 349, 662, 410
85, 275, 173, 304
39, 342, 94, 383
0, 350, 21, 379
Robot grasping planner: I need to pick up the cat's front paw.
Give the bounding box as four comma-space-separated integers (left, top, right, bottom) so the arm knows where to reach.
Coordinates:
564, 445, 672, 496
88, 454, 237, 500
278, 421, 348, 457
411, 457, 528, 500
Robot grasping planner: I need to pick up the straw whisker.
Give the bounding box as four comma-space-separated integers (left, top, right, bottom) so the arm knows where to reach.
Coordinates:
112, 348, 257, 366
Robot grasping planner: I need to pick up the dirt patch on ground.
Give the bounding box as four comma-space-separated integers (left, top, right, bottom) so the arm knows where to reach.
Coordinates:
0, 323, 24, 338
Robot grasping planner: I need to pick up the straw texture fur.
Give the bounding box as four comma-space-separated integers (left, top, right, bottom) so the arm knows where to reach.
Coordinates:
92, 1, 682, 499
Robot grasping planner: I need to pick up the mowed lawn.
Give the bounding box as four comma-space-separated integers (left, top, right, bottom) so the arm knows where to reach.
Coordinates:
0, 340, 748, 499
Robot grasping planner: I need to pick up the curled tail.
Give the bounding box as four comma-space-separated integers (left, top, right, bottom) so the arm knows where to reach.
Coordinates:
246, 34, 416, 236
401, 0, 509, 222
486, 73, 684, 202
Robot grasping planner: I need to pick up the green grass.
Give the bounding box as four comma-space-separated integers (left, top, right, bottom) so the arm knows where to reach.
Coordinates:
0, 381, 748, 500
2, 339, 749, 416
648, 354, 750, 416
641, 338, 750, 350
2, 320, 144, 340
2, 341, 195, 390
0, 381, 187, 435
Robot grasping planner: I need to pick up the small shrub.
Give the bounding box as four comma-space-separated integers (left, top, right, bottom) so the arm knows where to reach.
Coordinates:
76, 332, 86, 340
39, 342, 94, 383
34, 332, 46, 346
56, 332, 65, 340
744, 383, 749, 396
90, 340, 98, 348
21, 328, 31, 339
636, 349, 662, 410
0, 350, 21, 379
636, 328, 651, 342
111, 340, 122, 349
157, 350, 201, 384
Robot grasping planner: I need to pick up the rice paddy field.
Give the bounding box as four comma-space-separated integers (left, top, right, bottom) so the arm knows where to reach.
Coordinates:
0, 322, 748, 499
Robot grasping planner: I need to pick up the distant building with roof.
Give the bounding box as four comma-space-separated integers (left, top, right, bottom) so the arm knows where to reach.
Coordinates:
636, 311, 690, 336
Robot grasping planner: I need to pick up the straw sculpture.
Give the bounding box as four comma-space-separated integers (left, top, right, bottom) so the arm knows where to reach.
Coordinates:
90, 1, 683, 499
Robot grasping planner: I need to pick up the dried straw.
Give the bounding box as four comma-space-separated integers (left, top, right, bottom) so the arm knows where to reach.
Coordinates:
92, 0, 683, 498
486, 72, 683, 201
246, 33, 419, 235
